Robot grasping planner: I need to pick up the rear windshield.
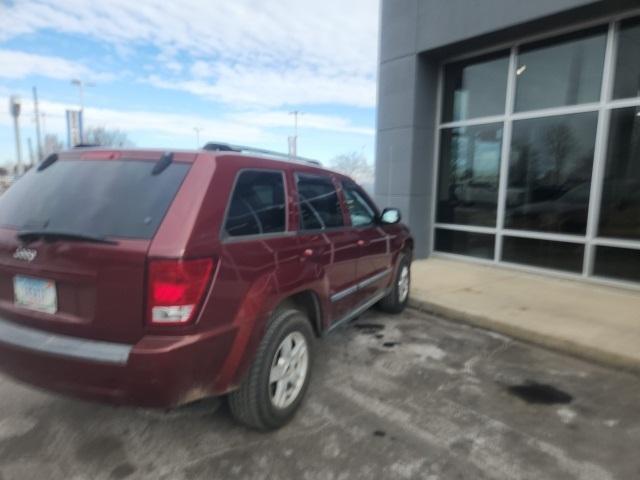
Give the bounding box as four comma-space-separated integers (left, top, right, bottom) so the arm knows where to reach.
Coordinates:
0, 159, 190, 240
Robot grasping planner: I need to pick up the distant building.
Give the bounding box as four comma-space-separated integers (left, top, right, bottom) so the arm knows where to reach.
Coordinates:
376, 0, 640, 287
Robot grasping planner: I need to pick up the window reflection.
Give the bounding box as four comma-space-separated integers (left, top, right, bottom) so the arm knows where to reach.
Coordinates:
514, 28, 606, 112
442, 52, 509, 122
225, 170, 286, 237
296, 174, 344, 230
505, 112, 597, 234
434, 23, 640, 282
598, 107, 640, 240
434, 229, 495, 259
594, 246, 640, 282
613, 17, 640, 99
342, 181, 377, 227
437, 124, 503, 227
502, 237, 584, 273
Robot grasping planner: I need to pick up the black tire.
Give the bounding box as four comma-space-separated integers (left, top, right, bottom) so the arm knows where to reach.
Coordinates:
378, 254, 411, 314
228, 308, 314, 430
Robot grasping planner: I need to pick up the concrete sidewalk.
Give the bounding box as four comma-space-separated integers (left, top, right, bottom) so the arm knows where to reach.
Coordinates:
409, 257, 640, 373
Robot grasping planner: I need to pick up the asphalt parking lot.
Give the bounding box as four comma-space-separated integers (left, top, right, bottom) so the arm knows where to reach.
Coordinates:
0, 308, 638, 480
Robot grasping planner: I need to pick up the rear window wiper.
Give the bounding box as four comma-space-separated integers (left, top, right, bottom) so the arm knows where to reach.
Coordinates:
17, 230, 119, 245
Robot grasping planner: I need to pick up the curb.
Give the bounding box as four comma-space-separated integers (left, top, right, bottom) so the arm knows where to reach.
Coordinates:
408, 298, 640, 376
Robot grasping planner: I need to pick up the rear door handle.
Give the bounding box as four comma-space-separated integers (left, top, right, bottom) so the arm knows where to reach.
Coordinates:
357, 240, 367, 247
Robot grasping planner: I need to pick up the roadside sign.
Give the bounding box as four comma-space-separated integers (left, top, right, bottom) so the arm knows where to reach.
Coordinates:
66, 110, 83, 147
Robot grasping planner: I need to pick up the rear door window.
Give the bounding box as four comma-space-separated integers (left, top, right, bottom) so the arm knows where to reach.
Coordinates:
224, 170, 286, 237
296, 173, 344, 230
0, 159, 190, 239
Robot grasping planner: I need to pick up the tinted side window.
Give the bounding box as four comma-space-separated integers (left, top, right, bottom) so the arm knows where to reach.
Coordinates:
296, 174, 344, 230
342, 181, 377, 227
224, 170, 286, 237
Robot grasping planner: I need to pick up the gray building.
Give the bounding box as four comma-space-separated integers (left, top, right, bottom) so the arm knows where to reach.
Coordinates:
375, 0, 640, 287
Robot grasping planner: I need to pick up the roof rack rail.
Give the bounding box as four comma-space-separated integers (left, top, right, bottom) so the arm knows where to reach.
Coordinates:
72, 143, 101, 148
202, 142, 321, 166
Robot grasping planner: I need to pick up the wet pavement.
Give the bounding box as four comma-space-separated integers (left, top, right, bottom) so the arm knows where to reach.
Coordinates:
0, 308, 639, 479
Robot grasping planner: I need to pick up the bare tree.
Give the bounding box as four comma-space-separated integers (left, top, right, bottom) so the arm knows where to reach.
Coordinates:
329, 151, 374, 184
42, 134, 65, 157
84, 126, 134, 147
543, 124, 576, 185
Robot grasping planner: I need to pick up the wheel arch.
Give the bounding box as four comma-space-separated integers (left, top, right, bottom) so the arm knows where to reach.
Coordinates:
403, 236, 414, 259
276, 290, 324, 337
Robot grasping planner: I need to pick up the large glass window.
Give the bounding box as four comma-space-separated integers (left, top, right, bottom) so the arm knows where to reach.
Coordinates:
436, 123, 503, 227
514, 28, 607, 112
594, 246, 640, 283
434, 20, 640, 285
442, 52, 509, 122
502, 237, 585, 273
435, 229, 495, 260
296, 174, 344, 230
598, 107, 640, 240
224, 170, 286, 237
505, 112, 597, 234
613, 18, 640, 99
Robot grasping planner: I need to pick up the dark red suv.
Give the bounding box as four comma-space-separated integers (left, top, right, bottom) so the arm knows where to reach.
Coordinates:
0, 144, 413, 429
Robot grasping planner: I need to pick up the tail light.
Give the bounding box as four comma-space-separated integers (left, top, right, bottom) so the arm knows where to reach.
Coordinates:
147, 258, 214, 325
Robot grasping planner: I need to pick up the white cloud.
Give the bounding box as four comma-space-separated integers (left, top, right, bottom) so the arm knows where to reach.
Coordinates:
0, 0, 380, 108
0, 96, 372, 150
0, 98, 269, 145
0, 0, 379, 72
148, 63, 375, 108
164, 61, 183, 75
0, 49, 108, 81
190, 61, 214, 79
229, 111, 374, 136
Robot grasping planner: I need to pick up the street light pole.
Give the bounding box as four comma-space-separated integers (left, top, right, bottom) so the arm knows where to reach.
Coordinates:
9, 96, 23, 174
71, 78, 85, 110
33, 87, 43, 162
288, 110, 303, 158
194, 127, 203, 148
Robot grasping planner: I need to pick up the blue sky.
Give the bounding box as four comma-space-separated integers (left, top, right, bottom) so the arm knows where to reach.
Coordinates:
0, 0, 379, 167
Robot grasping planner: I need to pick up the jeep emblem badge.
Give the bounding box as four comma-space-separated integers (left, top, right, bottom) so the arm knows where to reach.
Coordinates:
13, 248, 37, 262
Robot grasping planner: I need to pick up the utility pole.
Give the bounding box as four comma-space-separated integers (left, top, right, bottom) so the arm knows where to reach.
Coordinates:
32, 86, 43, 162
71, 79, 85, 110
40, 112, 47, 138
27, 138, 35, 167
9, 96, 23, 175
194, 127, 203, 148
288, 110, 303, 158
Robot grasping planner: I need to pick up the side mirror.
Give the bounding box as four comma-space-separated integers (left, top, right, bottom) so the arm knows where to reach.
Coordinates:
380, 208, 401, 225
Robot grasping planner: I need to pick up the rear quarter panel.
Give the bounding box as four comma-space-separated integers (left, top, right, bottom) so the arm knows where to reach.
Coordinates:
209, 235, 329, 391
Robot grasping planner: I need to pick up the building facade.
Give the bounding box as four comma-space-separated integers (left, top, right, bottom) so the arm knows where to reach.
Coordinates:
376, 0, 640, 287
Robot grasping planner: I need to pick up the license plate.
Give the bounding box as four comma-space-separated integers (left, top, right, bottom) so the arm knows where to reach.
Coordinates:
13, 276, 57, 314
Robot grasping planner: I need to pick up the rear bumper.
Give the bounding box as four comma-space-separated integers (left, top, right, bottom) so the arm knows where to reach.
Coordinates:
0, 317, 132, 364
0, 318, 237, 408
